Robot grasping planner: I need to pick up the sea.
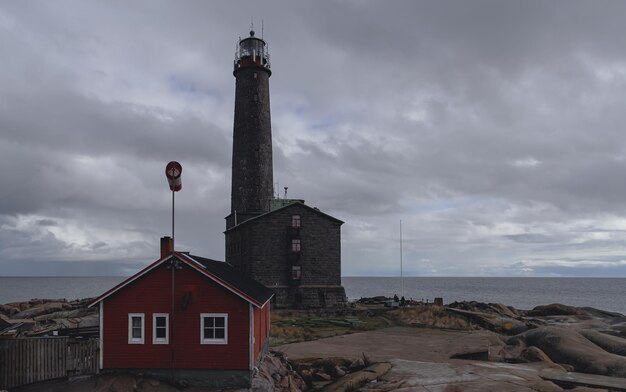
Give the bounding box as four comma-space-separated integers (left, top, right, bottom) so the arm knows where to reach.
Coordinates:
0, 276, 625, 314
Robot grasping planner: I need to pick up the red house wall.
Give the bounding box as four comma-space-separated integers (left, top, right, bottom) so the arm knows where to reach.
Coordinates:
253, 304, 270, 360
102, 262, 250, 370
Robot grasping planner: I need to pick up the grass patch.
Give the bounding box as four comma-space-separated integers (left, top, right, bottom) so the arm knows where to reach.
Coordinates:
388, 305, 473, 330
270, 305, 476, 345
270, 309, 395, 345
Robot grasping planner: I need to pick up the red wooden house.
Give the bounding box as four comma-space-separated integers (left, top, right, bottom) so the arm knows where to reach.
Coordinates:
89, 238, 273, 388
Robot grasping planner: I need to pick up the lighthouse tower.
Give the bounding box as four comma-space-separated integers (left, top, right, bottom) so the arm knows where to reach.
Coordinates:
225, 30, 347, 309
227, 30, 274, 229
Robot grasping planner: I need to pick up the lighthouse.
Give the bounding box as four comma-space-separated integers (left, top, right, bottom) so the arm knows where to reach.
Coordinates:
228, 30, 274, 229
225, 30, 347, 309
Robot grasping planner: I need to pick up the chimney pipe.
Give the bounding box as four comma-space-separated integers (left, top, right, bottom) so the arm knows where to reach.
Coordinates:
160, 236, 173, 259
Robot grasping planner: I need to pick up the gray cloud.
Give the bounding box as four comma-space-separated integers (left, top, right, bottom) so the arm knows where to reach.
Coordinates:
2, 1, 626, 277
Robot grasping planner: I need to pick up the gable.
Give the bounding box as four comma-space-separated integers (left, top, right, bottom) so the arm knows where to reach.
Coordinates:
225, 201, 343, 233
89, 252, 273, 308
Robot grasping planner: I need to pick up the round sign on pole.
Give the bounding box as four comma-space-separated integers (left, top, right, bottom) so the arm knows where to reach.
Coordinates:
165, 161, 182, 192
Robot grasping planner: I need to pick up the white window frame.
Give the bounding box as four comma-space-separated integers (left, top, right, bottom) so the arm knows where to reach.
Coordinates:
152, 313, 169, 344
128, 313, 145, 344
200, 313, 228, 345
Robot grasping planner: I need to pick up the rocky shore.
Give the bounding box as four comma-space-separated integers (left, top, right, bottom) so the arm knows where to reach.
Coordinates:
0, 297, 98, 338
277, 299, 626, 391
4, 297, 626, 391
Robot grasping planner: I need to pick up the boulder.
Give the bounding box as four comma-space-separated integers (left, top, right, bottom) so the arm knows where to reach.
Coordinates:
313, 372, 331, 381
0, 304, 19, 317
447, 301, 521, 318
251, 376, 274, 392
349, 358, 365, 370
489, 303, 520, 318
579, 307, 625, 318
527, 304, 581, 317
255, 352, 305, 392
298, 369, 312, 383
519, 346, 554, 363
500, 336, 527, 362
322, 363, 391, 392
34, 309, 82, 321
580, 329, 626, 356
447, 308, 528, 335
12, 302, 71, 319
511, 326, 626, 376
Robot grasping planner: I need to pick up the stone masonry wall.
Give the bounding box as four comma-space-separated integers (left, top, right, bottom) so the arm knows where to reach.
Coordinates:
225, 203, 346, 308
248, 204, 341, 287
231, 66, 274, 214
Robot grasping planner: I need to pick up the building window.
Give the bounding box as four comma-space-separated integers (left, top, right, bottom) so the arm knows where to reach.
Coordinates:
292, 239, 301, 252
153, 313, 169, 344
292, 215, 301, 228
128, 313, 144, 344
200, 313, 228, 344
292, 266, 301, 280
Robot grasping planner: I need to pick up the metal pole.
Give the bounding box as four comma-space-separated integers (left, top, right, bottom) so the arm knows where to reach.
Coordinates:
400, 220, 403, 299
171, 188, 175, 381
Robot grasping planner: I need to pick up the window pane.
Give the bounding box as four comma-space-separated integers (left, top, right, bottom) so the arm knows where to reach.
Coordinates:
292, 239, 301, 252
156, 317, 166, 328
156, 327, 166, 339
201, 315, 227, 342
132, 327, 141, 339
132, 317, 141, 328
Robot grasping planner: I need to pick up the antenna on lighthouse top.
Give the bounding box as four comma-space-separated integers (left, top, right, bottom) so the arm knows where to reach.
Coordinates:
250, 17, 254, 32
261, 20, 264, 39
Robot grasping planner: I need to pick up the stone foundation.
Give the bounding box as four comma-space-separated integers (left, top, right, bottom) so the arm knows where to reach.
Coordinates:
103, 368, 251, 388
271, 285, 347, 309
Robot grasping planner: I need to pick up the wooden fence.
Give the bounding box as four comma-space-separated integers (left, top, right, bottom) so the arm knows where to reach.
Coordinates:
0, 337, 99, 390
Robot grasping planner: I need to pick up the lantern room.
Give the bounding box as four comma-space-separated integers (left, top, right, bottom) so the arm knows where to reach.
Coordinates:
234, 30, 271, 74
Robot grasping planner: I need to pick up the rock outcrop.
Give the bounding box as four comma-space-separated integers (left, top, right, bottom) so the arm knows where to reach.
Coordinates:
506, 326, 626, 377
0, 298, 98, 337
527, 304, 582, 317
249, 351, 306, 392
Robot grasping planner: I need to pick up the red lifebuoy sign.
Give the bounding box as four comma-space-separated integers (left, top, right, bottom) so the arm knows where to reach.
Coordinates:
165, 161, 182, 192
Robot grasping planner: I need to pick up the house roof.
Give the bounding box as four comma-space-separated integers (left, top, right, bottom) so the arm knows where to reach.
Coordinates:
225, 201, 343, 233
88, 252, 274, 309
185, 254, 274, 307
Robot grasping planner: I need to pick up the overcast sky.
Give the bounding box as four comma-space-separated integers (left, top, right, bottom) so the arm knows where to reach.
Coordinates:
3, 1, 626, 277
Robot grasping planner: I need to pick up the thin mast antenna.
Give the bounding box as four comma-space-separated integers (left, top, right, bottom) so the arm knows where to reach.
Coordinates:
400, 220, 404, 299
261, 20, 264, 39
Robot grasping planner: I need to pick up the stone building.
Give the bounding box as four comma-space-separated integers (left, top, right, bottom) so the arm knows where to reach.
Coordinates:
225, 30, 346, 308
